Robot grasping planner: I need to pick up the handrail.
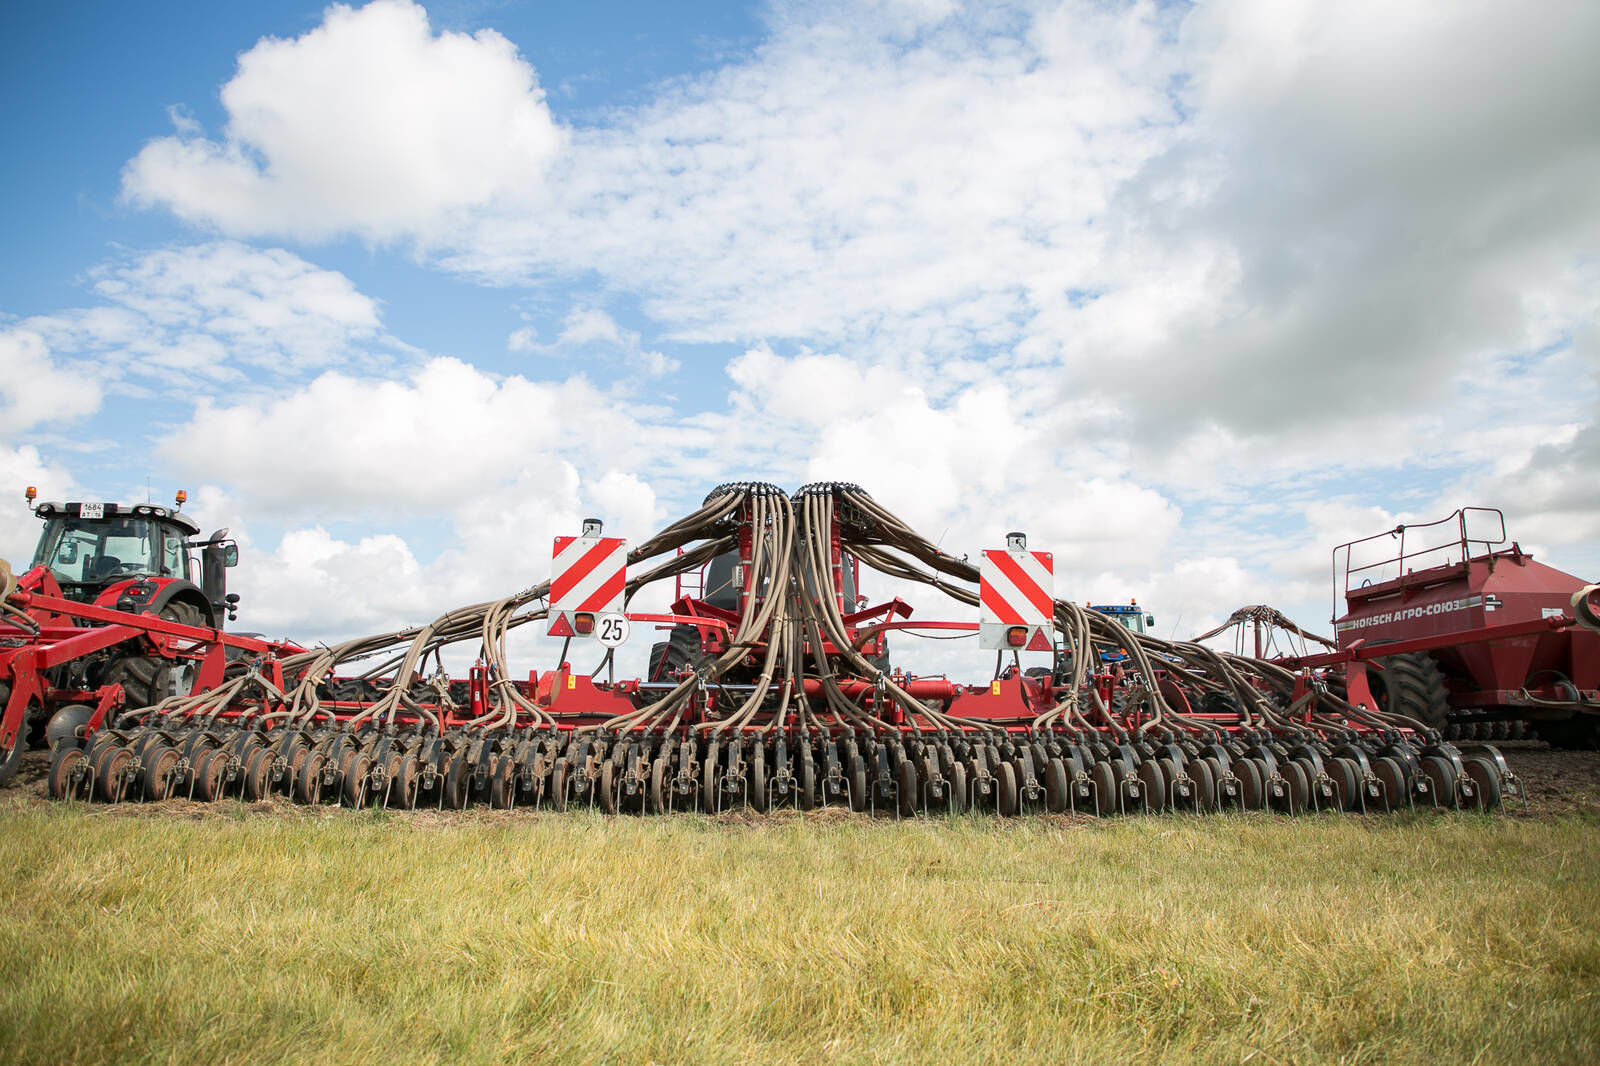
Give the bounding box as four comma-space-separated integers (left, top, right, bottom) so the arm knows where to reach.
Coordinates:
1330, 507, 1506, 622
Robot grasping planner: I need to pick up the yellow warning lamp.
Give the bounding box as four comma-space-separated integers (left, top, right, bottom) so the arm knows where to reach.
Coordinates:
175, 489, 188, 508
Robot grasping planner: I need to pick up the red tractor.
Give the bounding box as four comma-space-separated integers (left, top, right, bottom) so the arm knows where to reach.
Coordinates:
1328, 508, 1600, 747
0, 489, 285, 783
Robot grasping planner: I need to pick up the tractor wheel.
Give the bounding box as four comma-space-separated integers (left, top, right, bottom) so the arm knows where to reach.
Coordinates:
648, 625, 706, 682
1367, 652, 1452, 729
101, 605, 205, 710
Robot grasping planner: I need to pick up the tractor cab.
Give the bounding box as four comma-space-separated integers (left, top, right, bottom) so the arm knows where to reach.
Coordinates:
25, 493, 240, 625
1087, 602, 1155, 665
31, 505, 199, 597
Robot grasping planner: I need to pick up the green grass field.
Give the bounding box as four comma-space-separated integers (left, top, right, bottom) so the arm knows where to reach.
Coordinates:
2, 801, 1597, 1065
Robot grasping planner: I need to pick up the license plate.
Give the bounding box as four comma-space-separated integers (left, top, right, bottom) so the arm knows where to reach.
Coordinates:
79, 502, 104, 519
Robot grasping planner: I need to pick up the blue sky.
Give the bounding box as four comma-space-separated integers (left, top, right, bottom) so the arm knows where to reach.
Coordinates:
2, 0, 1596, 674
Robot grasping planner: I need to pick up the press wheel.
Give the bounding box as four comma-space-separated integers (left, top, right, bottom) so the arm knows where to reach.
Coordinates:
192, 749, 228, 802
1371, 756, 1407, 812
649, 756, 668, 814
1043, 757, 1069, 813
750, 746, 769, 813
600, 759, 619, 814
946, 761, 968, 813
1136, 760, 1166, 814
490, 756, 515, 810
1420, 755, 1456, 808
1461, 755, 1501, 811
342, 754, 373, 809
896, 757, 918, 817
1280, 760, 1310, 814
995, 762, 1019, 816
1090, 761, 1117, 814
390, 754, 420, 810
548, 761, 569, 812
1185, 757, 1217, 811
1235, 759, 1265, 810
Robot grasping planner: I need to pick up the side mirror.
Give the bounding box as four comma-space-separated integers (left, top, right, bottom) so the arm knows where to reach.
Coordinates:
1145, 615, 1155, 627
223, 544, 239, 567
59, 542, 78, 565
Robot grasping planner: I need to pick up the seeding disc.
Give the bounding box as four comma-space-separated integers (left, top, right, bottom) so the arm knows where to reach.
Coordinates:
296, 752, 327, 805
95, 747, 132, 803
47, 746, 87, 800
140, 745, 179, 801
392, 754, 420, 810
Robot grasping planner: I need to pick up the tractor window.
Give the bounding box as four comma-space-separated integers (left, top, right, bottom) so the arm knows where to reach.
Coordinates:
30, 517, 160, 585
160, 527, 186, 578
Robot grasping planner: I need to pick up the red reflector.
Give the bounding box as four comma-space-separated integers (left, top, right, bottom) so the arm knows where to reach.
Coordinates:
574, 613, 595, 635
1006, 626, 1027, 647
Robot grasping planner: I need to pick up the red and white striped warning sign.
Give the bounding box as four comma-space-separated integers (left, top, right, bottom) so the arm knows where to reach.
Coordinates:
979, 546, 1054, 651
548, 535, 627, 639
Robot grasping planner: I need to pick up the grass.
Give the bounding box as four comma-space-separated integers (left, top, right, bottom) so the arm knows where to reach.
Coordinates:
0, 802, 1597, 1065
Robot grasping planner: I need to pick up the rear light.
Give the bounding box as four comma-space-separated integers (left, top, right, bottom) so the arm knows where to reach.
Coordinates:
1006, 626, 1027, 647
574, 613, 595, 635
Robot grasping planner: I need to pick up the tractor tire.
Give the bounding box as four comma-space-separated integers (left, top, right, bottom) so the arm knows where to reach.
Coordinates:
648, 625, 706, 682
101, 601, 206, 709
1367, 652, 1452, 729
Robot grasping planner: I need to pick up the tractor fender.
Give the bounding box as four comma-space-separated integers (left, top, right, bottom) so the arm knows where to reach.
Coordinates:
146, 580, 216, 628
92, 578, 216, 628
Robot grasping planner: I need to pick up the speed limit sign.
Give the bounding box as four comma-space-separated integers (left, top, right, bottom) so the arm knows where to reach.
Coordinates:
595, 613, 630, 648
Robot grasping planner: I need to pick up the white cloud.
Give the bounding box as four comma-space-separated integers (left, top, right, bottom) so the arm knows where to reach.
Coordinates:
123, 0, 563, 243
19, 242, 399, 397
0, 330, 104, 435
0, 444, 80, 566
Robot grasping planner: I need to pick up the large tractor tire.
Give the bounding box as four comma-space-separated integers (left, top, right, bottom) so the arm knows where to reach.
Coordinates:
647, 625, 706, 682
101, 600, 205, 710
1367, 652, 1451, 729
